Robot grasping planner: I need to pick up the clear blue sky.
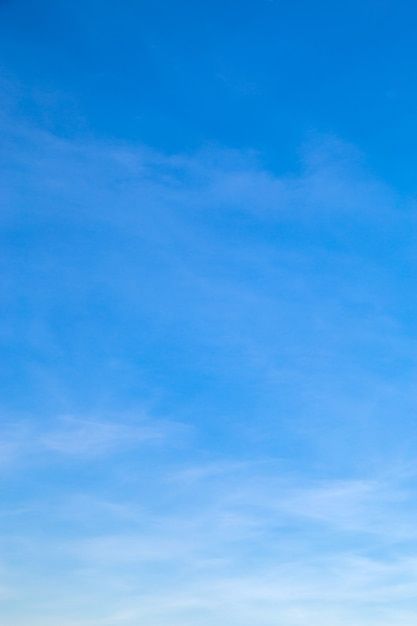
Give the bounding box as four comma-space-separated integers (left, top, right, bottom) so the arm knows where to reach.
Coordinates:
2, 1, 417, 625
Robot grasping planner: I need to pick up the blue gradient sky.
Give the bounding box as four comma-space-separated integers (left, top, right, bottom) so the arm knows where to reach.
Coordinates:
2, 1, 417, 625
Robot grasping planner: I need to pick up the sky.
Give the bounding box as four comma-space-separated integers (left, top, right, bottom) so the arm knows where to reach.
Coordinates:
2, 0, 417, 624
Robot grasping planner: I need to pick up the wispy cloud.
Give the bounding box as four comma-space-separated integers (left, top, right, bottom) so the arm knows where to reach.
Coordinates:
0, 413, 178, 469
39, 415, 164, 456
3, 456, 416, 625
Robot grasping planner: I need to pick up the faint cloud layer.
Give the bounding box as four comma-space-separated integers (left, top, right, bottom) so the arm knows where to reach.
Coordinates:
0, 414, 173, 466
0, 115, 398, 225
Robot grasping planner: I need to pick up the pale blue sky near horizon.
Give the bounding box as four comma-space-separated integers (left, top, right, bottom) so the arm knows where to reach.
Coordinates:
2, 1, 417, 625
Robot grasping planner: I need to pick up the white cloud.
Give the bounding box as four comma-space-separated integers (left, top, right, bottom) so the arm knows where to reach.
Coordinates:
39, 415, 163, 456
0, 412, 178, 467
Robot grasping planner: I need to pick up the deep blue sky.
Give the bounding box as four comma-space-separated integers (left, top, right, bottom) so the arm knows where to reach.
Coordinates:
3, 0, 417, 185
2, 2, 417, 625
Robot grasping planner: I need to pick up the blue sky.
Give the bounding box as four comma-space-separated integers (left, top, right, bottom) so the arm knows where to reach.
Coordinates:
2, 1, 417, 624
